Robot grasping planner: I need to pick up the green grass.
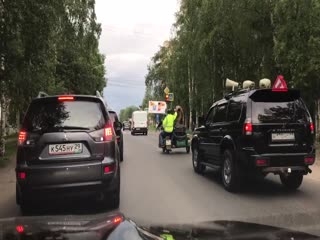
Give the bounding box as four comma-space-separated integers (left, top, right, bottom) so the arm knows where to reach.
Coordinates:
0, 133, 17, 168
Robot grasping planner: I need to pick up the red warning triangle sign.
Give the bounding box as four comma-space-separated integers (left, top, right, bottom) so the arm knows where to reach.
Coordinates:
272, 75, 288, 91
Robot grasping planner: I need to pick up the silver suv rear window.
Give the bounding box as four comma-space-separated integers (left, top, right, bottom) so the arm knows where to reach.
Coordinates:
23, 99, 106, 132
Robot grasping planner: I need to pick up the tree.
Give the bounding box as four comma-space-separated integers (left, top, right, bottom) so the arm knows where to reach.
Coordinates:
1, 0, 106, 156
143, 0, 318, 131
273, 0, 320, 116
119, 106, 140, 122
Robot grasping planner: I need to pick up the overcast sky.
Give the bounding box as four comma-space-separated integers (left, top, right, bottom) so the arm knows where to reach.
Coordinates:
95, 0, 179, 113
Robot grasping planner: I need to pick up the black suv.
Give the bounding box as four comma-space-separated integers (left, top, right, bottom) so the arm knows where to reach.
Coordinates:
108, 109, 124, 162
191, 88, 315, 192
16, 92, 121, 213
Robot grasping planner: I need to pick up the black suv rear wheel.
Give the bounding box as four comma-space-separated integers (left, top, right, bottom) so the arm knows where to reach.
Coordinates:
222, 149, 240, 192
280, 173, 303, 190
192, 146, 206, 174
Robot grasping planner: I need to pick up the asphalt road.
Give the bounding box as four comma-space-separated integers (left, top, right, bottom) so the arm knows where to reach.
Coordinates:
1, 131, 320, 235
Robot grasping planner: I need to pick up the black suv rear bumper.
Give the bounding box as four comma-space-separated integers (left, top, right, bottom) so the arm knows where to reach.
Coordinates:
261, 166, 310, 174
240, 148, 315, 175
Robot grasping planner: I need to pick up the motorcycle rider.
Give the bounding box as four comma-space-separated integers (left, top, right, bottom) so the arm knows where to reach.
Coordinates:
157, 108, 177, 147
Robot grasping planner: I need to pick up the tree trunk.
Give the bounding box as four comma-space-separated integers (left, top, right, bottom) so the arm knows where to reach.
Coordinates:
201, 97, 204, 116
188, 58, 193, 131
0, 0, 6, 156
16, 110, 20, 130
0, 96, 6, 157
195, 110, 199, 129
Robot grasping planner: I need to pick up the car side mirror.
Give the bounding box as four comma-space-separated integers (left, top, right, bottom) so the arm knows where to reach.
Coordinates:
198, 116, 205, 126
114, 121, 122, 129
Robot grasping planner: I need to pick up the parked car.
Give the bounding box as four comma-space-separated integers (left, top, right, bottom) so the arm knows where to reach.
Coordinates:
191, 85, 315, 192
108, 109, 124, 162
16, 91, 121, 213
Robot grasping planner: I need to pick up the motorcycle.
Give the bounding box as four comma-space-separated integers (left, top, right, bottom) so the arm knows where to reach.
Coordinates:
159, 127, 191, 154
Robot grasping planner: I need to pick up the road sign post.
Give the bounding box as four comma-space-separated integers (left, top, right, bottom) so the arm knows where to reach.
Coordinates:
168, 93, 174, 102
164, 87, 170, 94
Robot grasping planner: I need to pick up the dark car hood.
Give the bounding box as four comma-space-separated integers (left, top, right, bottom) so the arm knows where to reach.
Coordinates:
0, 212, 319, 240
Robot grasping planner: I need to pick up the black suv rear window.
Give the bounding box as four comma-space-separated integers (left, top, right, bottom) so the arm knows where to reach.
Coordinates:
251, 99, 309, 124
23, 99, 106, 132
250, 90, 309, 124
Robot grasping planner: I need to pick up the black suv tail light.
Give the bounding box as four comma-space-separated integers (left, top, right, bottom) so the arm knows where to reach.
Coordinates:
309, 121, 315, 134
17, 171, 26, 180
304, 156, 315, 165
243, 118, 253, 135
18, 130, 27, 145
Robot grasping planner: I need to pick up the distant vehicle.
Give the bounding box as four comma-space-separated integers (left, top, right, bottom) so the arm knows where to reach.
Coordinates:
16, 92, 121, 213
122, 121, 131, 131
191, 78, 315, 192
108, 109, 124, 162
131, 110, 148, 135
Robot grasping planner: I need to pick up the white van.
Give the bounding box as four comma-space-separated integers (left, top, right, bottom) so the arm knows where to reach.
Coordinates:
131, 111, 148, 135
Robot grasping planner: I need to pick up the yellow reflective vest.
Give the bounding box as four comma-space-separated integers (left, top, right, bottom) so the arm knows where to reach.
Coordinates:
163, 112, 177, 133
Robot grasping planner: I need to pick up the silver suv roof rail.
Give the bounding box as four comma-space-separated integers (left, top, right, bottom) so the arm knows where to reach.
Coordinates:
37, 91, 49, 98
96, 90, 103, 98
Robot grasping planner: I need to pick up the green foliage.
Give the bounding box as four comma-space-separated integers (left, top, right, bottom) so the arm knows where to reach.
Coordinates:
119, 106, 140, 122
273, 0, 320, 115
2, 0, 106, 125
144, 0, 319, 125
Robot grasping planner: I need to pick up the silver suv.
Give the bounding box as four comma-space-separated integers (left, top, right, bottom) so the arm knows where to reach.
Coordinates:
15, 92, 120, 213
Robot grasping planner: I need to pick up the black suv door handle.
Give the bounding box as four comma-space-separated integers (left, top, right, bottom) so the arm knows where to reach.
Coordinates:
211, 128, 222, 133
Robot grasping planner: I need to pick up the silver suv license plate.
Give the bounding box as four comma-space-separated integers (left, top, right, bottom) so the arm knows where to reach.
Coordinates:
49, 143, 83, 155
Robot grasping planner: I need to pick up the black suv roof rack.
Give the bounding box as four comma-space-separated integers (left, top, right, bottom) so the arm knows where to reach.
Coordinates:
224, 88, 251, 100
